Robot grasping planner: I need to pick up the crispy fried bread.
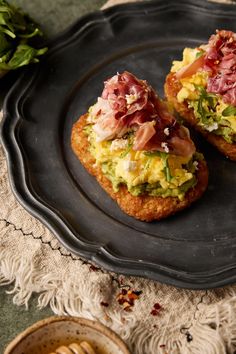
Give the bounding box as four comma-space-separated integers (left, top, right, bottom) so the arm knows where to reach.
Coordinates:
71, 114, 208, 222
165, 73, 236, 161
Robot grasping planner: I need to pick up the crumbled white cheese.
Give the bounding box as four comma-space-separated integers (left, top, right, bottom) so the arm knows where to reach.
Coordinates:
161, 142, 169, 153
205, 122, 218, 132
193, 161, 199, 170
87, 114, 95, 123
125, 93, 139, 105
123, 160, 137, 172
93, 123, 113, 142
110, 139, 128, 151
164, 127, 170, 136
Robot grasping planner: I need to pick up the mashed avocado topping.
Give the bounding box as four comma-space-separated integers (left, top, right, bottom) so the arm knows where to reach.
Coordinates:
172, 48, 236, 143
83, 121, 200, 200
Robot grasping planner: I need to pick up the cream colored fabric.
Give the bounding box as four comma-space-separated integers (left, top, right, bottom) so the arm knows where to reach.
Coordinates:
1, 1, 236, 353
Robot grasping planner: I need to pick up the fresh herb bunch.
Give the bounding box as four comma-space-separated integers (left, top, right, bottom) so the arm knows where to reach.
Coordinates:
0, 0, 47, 76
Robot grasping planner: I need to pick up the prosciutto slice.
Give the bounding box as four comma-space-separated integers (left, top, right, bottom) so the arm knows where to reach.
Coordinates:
91, 71, 195, 157
202, 30, 236, 105
174, 30, 236, 106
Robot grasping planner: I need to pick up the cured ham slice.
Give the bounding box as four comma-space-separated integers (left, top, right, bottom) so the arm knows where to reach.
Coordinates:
91, 71, 195, 157
175, 54, 205, 80
205, 30, 236, 105
174, 30, 236, 106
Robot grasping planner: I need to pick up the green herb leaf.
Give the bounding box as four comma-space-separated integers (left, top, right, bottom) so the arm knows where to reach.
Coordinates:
144, 151, 162, 157
144, 151, 172, 182
194, 86, 217, 124
195, 51, 204, 59
0, 0, 47, 74
162, 154, 172, 182
5, 44, 47, 69
222, 105, 236, 117
120, 142, 132, 158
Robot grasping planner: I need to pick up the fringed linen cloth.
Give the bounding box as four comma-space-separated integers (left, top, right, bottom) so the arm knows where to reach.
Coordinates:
1, 1, 236, 353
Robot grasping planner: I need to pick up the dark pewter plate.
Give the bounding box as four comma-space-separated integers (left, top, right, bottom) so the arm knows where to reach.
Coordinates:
1, 0, 236, 289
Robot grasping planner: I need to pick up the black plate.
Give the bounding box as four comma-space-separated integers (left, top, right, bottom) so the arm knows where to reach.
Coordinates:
1, 0, 236, 289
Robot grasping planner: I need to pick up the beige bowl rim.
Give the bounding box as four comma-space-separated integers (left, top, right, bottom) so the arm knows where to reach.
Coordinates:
4, 316, 131, 354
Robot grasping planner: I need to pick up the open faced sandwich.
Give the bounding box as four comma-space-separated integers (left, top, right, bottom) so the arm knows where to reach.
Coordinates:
71, 71, 208, 221
165, 30, 236, 160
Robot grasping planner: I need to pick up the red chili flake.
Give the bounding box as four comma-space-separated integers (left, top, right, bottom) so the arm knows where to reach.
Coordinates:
151, 309, 159, 316
154, 303, 162, 310
128, 298, 134, 306
128, 292, 138, 300
160, 344, 165, 348
123, 302, 132, 311
100, 301, 109, 307
117, 289, 141, 312
118, 298, 126, 305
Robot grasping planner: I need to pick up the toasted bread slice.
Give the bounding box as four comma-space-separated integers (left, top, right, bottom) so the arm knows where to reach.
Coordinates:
71, 114, 208, 222
165, 73, 236, 161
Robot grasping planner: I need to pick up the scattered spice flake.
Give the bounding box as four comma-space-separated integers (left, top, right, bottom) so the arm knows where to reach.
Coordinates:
100, 301, 109, 307
154, 302, 162, 310
151, 309, 159, 316
150, 302, 163, 316
160, 344, 166, 348
116, 289, 142, 311
118, 298, 126, 305
128, 290, 138, 300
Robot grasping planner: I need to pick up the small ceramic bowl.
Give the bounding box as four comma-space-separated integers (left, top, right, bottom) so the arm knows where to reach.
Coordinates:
4, 316, 131, 354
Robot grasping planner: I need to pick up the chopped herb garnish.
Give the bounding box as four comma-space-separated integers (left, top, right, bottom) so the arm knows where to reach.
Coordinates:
222, 105, 236, 117
163, 154, 172, 182
144, 151, 162, 157
195, 50, 204, 59
120, 142, 132, 158
144, 151, 172, 182
194, 86, 217, 124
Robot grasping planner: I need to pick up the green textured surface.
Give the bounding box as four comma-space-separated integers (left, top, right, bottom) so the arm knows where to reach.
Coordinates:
0, 285, 53, 351
10, 0, 106, 36
0, 1, 106, 352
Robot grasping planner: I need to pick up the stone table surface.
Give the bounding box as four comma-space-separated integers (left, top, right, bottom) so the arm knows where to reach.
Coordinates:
0, 1, 106, 352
